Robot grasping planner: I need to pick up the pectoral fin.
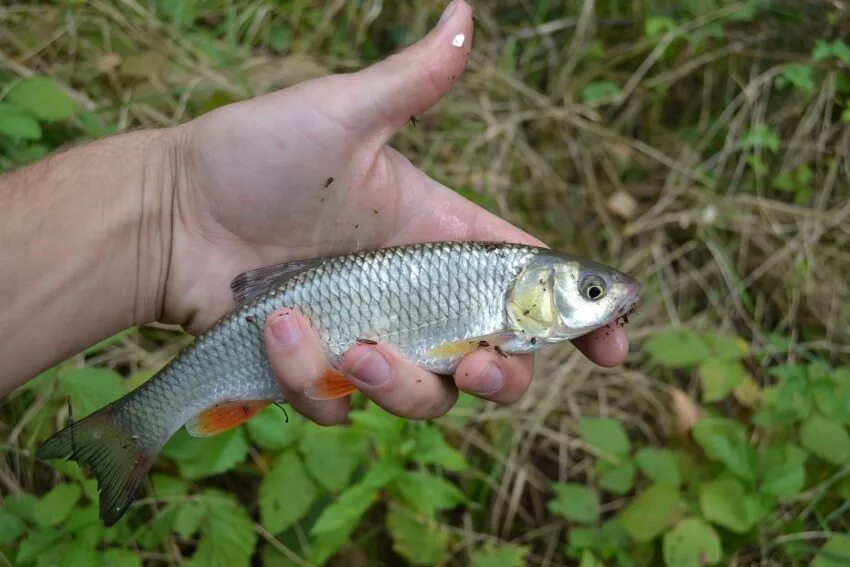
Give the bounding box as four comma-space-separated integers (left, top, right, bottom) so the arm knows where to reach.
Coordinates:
304, 370, 358, 400
186, 400, 272, 437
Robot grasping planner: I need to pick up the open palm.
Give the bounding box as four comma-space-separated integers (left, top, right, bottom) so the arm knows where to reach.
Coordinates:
158, 1, 627, 423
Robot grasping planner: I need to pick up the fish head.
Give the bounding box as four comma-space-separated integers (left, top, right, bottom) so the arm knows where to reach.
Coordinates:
507, 250, 640, 342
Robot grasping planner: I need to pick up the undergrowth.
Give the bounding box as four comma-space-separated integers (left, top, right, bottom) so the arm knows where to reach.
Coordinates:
1, 1, 849, 566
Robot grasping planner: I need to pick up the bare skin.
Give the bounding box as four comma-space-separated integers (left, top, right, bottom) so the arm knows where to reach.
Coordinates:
0, 0, 629, 423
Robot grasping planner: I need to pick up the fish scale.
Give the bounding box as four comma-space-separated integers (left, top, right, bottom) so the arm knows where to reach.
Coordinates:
37, 240, 640, 526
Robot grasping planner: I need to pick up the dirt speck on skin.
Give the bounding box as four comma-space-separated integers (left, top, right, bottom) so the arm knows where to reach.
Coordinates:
356, 338, 377, 345
478, 340, 490, 347
324, 177, 334, 187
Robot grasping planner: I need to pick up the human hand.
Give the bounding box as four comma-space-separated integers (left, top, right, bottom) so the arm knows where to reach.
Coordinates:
161, 0, 629, 424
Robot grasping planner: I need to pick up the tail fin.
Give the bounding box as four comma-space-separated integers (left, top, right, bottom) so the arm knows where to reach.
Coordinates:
36, 407, 153, 526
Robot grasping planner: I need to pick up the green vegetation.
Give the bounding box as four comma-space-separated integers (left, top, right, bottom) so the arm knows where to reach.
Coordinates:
2, 1, 849, 565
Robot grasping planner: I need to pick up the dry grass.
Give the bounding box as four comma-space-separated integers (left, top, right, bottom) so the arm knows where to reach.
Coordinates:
2, 0, 850, 565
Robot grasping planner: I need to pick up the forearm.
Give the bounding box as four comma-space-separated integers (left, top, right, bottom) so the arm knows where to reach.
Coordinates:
0, 130, 175, 394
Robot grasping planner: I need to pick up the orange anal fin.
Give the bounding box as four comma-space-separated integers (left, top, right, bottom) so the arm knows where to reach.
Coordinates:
185, 400, 272, 438
304, 370, 358, 401
427, 333, 512, 358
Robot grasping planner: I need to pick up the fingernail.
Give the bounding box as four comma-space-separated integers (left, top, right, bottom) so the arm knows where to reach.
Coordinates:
438, 0, 457, 24
472, 362, 503, 395
347, 349, 390, 387
270, 313, 302, 347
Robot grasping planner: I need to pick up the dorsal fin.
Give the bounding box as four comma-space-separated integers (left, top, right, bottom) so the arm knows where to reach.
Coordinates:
230, 258, 325, 304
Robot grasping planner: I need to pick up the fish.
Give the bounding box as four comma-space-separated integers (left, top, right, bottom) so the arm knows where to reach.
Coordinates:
36, 241, 640, 525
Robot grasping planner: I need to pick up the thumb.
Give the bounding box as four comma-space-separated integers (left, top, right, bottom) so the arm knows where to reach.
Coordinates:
340, 0, 473, 143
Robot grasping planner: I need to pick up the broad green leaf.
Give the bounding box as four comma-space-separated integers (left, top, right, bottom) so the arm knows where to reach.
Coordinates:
813, 535, 850, 567
0, 510, 25, 544
699, 478, 752, 533
471, 544, 529, 567
597, 461, 636, 494
703, 333, 749, 359
58, 368, 125, 417
4, 494, 37, 523
99, 549, 142, 567
173, 501, 206, 538
412, 425, 468, 471
800, 416, 850, 465
645, 16, 676, 38
579, 417, 630, 459
246, 405, 301, 451
578, 551, 604, 567
33, 483, 81, 527
0, 103, 41, 140
393, 471, 465, 517
775, 64, 817, 97
161, 427, 250, 480
635, 448, 682, 486
663, 518, 721, 567
758, 444, 807, 497
150, 474, 188, 498
644, 330, 710, 367
7, 77, 76, 121
387, 504, 449, 566
185, 491, 257, 567
692, 418, 756, 483
548, 483, 599, 524
16, 528, 63, 564
259, 450, 316, 534
299, 424, 366, 491
310, 461, 400, 535
350, 402, 405, 448
618, 484, 681, 542
580, 81, 621, 104
700, 359, 746, 402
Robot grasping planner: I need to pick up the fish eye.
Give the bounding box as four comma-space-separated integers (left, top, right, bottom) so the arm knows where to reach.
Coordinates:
581, 277, 606, 301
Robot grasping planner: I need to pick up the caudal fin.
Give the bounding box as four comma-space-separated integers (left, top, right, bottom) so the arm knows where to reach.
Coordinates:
36, 407, 153, 526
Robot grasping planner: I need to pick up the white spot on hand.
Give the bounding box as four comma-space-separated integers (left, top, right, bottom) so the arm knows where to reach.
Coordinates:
452, 33, 465, 47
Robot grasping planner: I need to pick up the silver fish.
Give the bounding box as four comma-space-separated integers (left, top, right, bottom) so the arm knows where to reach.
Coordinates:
37, 241, 640, 525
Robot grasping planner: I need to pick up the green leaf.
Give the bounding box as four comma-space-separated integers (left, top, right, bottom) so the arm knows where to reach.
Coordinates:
740, 124, 780, 153
161, 427, 250, 480
386, 504, 449, 566
173, 501, 206, 538
580, 81, 621, 104
58, 368, 125, 417
310, 462, 400, 535
579, 417, 630, 459
0, 103, 42, 140
246, 405, 301, 451
618, 484, 681, 542
776, 64, 817, 97
350, 402, 405, 448
259, 450, 316, 534
150, 474, 187, 498
0, 510, 26, 544
645, 16, 676, 38
635, 448, 682, 486
298, 424, 366, 491
700, 359, 746, 402
813, 535, 850, 567
185, 491, 257, 567
758, 444, 807, 498
800, 416, 850, 465
7, 77, 76, 122
597, 461, 636, 494
644, 330, 711, 368
5, 494, 37, 523
699, 478, 752, 533
663, 518, 722, 567
471, 543, 529, 567
412, 425, 468, 471
33, 483, 81, 527
548, 483, 599, 524
16, 528, 63, 564
99, 549, 142, 567
393, 471, 465, 517
578, 551, 605, 567
692, 418, 756, 483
